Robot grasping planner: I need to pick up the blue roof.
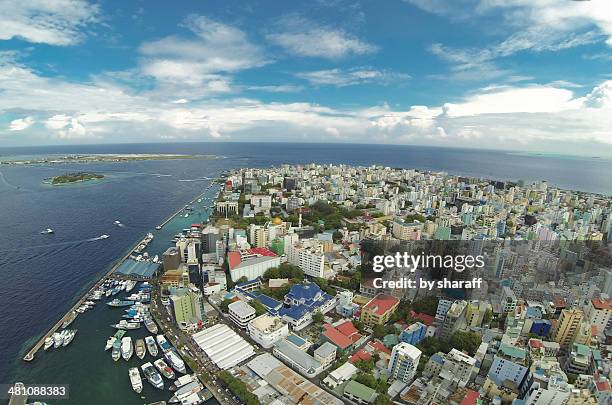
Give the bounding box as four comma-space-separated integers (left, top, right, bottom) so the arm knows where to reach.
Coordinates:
488, 356, 529, 388
431, 353, 445, 365
286, 282, 323, 302
258, 294, 282, 311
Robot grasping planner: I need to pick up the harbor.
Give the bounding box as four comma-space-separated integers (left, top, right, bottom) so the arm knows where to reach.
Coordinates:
16, 177, 223, 404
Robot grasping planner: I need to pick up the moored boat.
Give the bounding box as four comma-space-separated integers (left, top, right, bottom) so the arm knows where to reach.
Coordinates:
62, 329, 77, 346
62, 312, 78, 329
107, 299, 134, 307
44, 337, 54, 350
144, 317, 158, 334
105, 336, 116, 351
135, 339, 146, 359
52, 332, 64, 348
168, 381, 204, 404
129, 367, 143, 394
164, 349, 187, 374
154, 358, 176, 379
121, 336, 133, 361
141, 362, 164, 390
112, 320, 141, 330
156, 334, 171, 353
111, 339, 121, 361
145, 336, 158, 357
170, 374, 197, 392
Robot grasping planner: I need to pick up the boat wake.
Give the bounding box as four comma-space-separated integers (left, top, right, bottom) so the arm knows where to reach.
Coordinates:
178, 177, 212, 182
0, 235, 109, 254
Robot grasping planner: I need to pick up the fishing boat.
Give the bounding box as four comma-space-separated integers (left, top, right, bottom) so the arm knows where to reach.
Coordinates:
112, 339, 121, 361
164, 349, 187, 374
112, 320, 141, 330
141, 362, 164, 390
107, 299, 135, 307
62, 312, 78, 329
128, 367, 143, 394
145, 336, 159, 357
62, 329, 77, 346
154, 358, 176, 379
156, 335, 171, 353
135, 339, 146, 360
121, 336, 133, 361
43, 337, 54, 351
144, 317, 158, 334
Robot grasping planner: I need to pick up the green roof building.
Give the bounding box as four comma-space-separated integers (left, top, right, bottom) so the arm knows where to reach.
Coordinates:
343, 380, 377, 404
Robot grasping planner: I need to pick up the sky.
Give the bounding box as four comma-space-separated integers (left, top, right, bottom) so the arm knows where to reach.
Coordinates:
0, 0, 611, 155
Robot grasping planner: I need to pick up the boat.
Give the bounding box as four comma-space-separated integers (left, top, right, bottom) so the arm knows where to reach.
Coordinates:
156, 335, 171, 353
52, 332, 64, 348
125, 280, 137, 292
44, 337, 54, 350
144, 317, 158, 334
154, 358, 176, 379
62, 329, 77, 346
155, 225, 162, 230
129, 367, 143, 394
135, 339, 146, 359
121, 336, 133, 361
62, 312, 77, 329
40, 228, 54, 234
145, 336, 158, 357
105, 336, 116, 351
107, 299, 135, 307
164, 349, 187, 374
168, 381, 204, 404
141, 362, 164, 389
111, 339, 121, 361
114, 220, 122, 226
112, 320, 141, 330
171, 374, 197, 391
99, 234, 109, 239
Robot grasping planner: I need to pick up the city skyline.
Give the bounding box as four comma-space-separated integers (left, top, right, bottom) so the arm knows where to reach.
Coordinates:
1, 0, 612, 155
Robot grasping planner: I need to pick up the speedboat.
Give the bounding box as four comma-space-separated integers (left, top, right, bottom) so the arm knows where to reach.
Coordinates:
144, 317, 158, 334
145, 336, 158, 357
156, 335, 171, 352
111, 339, 121, 361
105, 336, 116, 351
99, 234, 109, 239
114, 220, 122, 226
129, 367, 143, 394
155, 225, 162, 230
40, 228, 54, 234
121, 336, 133, 361
154, 358, 176, 379
135, 339, 146, 360
164, 349, 187, 374
44, 337, 54, 350
141, 362, 164, 390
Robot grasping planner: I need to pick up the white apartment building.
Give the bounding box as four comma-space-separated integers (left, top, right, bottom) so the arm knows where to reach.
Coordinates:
388, 342, 421, 383
247, 314, 289, 349
286, 238, 325, 278
228, 301, 256, 329
250, 195, 272, 214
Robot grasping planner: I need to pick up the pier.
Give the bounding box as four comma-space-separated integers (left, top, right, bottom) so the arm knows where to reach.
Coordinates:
22, 182, 220, 362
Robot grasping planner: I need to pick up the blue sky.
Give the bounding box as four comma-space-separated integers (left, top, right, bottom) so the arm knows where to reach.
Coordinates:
0, 0, 611, 154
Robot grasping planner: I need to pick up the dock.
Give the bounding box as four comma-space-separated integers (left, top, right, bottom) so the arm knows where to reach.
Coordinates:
22, 182, 221, 362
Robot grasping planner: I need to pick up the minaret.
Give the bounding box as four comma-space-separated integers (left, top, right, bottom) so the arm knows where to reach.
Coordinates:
298, 212, 302, 228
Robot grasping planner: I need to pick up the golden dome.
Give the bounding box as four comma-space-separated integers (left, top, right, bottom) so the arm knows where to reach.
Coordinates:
272, 217, 282, 225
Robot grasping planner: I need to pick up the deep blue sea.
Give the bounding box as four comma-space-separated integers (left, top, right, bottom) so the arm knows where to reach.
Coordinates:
0, 142, 611, 403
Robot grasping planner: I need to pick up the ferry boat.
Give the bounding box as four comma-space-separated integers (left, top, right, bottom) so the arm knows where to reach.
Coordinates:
135, 339, 146, 360
112, 320, 141, 330
129, 367, 143, 394
144, 317, 158, 334
145, 336, 158, 357
156, 335, 171, 353
111, 339, 121, 361
107, 299, 135, 307
44, 337, 54, 350
164, 349, 187, 374
121, 336, 133, 361
141, 362, 164, 389
154, 358, 176, 379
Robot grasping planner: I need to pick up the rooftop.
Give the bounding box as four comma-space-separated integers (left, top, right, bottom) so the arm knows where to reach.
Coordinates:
363, 293, 399, 316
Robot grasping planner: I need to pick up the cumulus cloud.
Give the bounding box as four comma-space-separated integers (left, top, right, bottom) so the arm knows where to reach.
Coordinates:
0, 0, 99, 46
8, 116, 34, 131
266, 16, 377, 59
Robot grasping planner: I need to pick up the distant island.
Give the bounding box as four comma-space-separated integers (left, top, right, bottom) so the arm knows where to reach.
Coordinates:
49, 172, 105, 185
1, 153, 218, 166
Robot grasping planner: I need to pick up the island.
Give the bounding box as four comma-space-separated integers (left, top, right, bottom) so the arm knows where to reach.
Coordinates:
1, 153, 218, 166
49, 172, 105, 185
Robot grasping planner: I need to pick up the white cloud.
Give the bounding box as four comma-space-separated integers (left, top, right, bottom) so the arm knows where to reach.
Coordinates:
0, 0, 99, 46
8, 116, 34, 131
266, 16, 376, 59
296, 67, 409, 87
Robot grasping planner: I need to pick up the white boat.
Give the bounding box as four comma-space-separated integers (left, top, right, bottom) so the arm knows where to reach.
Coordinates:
112, 339, 121, 361
112, 320, 140, 330
169, 381, 204, 404
99, 234, 109, 239
154, 358, 176, 379
62, 329, 77, 346
142, 362, 164, 390
52, 332, 63, 348
155, 225, 162, 230
164, 349, 187, 374
125, 280, 137, 292
114, 220, 122, 226
105, 336, 116, 351
44, 337, 54, 350
129, 367, 143, 394
156, 335, 171, 353
145, 336, 158, 357
40, 228, 54, 234
121, 336, 133, 361
172, 374, 198, 391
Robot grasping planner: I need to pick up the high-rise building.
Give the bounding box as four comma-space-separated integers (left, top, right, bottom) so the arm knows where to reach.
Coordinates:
162, 247, 181, 271
388, 342, 421, 383
201, 226, 219, 254
552, 308, 584, 349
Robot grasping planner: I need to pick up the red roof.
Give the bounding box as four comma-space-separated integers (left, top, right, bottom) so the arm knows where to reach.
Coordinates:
367, 340, 391, 355
349, 349, 372, 363
364, 294, 399, 316
591, 298, 612, 310
228, 251, 241, 270
322, 324, 352, 349
460, 390, 480, 405
191, 223, 201, 228
595, 380, 611, 392
529, 339, 543, 349
553, 297, 566, 308
410, 311, 435, 326
247, 247, 277, 257
336, 321, 359, 338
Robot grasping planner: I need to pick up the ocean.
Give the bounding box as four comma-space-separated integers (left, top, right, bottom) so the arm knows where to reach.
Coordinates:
0, 142, 611, 404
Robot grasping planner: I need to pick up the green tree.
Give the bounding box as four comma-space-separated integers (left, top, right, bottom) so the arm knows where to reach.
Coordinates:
412, 296, 439, 316
450, 331, 482, 355
372, 324, 386, 339
220, 298, 233, 313
250, 300, 267, 316
374, 394, 391, 405
312, 310, 324, 324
